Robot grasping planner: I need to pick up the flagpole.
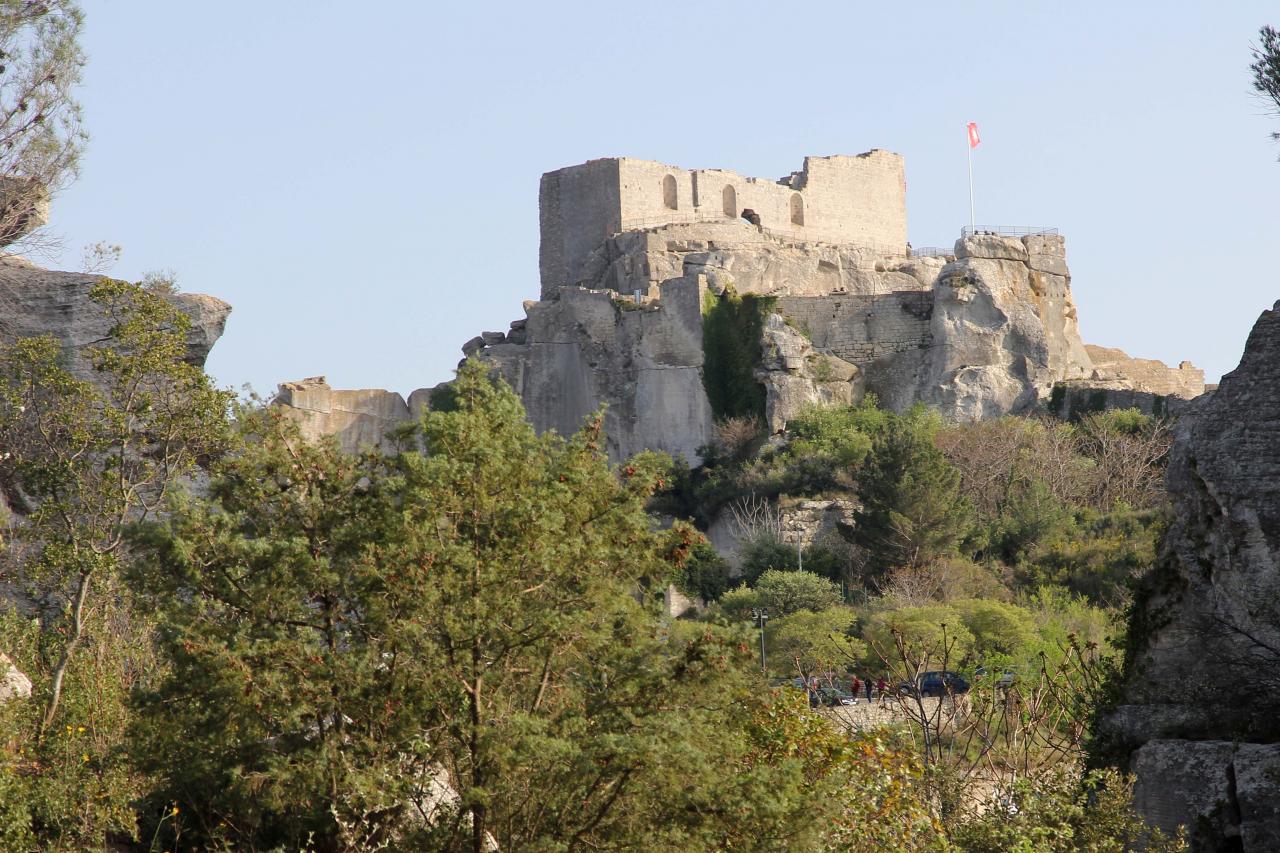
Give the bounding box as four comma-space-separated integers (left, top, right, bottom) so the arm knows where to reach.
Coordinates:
966, 125, 975, 232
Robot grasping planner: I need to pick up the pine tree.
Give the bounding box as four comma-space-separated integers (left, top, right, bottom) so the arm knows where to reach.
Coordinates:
127, 362, 790, 850
852, 412, 973, 582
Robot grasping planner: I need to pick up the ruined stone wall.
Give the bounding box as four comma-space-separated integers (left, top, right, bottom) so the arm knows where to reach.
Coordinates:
776, 292, 933, 366
691, 168, 799, 228
792, 152, 907, 250
616, 158, 697, 228
539, 158, 621, 298
1084, 345, 1205, 399
541, 152, 908, 296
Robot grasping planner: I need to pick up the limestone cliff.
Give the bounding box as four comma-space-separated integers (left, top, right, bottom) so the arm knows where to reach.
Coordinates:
273, 377, 422, 454
455, 226, 1137, 459
276, 154, 1204, 462
920, 234, 1092, 417
481, 278, 713, 465
0, 256, 230, 377
1103, 302, 1280, 850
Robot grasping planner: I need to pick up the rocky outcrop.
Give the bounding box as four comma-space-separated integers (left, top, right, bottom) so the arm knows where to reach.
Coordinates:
0, 652, 31, 702
705, 497, 857, 577
0, 256, 231, 377
480, 278, 713, 465
580, 219, 933, 299
273, 377, 421, 454
281, 159, 1204, 464
919, 234, 1092, 419
1103, 301, 1280, 850
1079, 345, 1205, 398
756, 314, 862, 433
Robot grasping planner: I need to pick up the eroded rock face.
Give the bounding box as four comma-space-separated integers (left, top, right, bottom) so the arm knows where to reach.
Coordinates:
1104, 301, 1280, 849
756, 313, 862, 432
481, 278, 713, 465
282, 166, 1201, 464
0, 257, 231, 378
273, 377, 419, 454
920, 234, 1092, 419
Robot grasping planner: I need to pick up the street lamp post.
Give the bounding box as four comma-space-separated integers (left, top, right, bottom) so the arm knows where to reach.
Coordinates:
751, 608, 769, 672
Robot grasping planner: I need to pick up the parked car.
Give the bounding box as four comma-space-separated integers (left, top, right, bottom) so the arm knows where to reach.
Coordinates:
816, 687, 859, 707
899, 671, 969, 697
974, 666, 1017, 689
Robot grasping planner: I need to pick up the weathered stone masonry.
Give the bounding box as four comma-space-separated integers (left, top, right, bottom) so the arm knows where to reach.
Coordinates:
276, 149, 1205, 462
776, 292, 934, 367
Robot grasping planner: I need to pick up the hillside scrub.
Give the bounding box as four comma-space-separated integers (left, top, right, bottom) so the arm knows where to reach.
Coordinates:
679, 400, 1169, 610
0, 288, 1175, 848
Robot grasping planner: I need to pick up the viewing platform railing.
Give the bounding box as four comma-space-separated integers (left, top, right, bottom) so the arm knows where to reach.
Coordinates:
909, 246, 954, 258
960, 225, 1058, 238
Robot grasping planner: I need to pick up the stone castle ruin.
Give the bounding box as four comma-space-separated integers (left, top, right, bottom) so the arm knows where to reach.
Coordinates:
274, 149, 1205, 461
539, 152, 908, 296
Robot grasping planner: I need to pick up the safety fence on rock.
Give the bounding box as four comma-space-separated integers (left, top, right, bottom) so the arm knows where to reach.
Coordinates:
909, 246, 954, 258
960, 225, 1059, 238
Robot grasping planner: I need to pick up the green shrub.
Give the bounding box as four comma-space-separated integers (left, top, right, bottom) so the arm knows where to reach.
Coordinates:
676, 541, 731, 602
949, 768, 1185, 852
739, 533, 847, 586
753, 570, 842, 616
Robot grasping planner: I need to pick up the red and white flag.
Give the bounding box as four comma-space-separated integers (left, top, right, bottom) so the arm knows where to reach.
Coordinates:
967, 122, 981, 148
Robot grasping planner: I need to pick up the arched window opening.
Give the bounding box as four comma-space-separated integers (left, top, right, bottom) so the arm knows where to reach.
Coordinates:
721, 184, 737, 218
662, 174, 678, 210
790, 193, 805, 226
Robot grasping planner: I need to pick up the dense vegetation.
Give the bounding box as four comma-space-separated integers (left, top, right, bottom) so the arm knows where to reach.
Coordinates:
0, 281, 1185, 850
0, 7, 1250, 845
659, 391, 1180, 846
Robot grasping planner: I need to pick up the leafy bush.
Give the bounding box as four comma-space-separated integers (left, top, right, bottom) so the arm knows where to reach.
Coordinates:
753, 569, 843, 616
1018, 506, 1164, 606
766, 606, 865, 680
717, 585, 761, 621
949, 768, 1185, 852
861, 604, 974, 671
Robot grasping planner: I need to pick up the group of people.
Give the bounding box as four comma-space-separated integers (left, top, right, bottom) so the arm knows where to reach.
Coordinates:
849, 674, 890, 703
796, 673, 893, 705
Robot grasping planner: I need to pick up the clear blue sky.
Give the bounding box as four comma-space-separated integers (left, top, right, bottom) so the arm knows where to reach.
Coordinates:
47, 1, 1280, 395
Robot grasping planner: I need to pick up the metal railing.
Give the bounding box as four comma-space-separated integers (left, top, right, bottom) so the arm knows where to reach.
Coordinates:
960, 225, 1058, 238
909, 246, 954, 258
